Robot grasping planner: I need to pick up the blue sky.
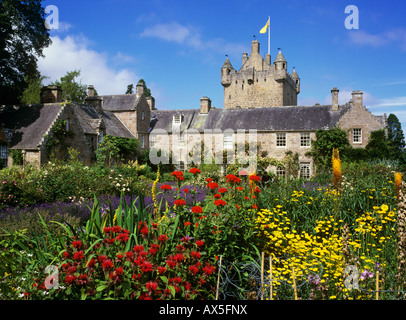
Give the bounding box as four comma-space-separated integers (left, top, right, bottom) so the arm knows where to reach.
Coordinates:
39, 0, 406, 130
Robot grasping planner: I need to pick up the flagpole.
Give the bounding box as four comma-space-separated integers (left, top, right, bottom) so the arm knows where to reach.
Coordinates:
268, 16, 270, 55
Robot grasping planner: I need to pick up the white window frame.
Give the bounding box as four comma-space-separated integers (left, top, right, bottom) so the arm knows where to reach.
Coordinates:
276, 133, 286, 147
141, 111, 145, 121
276, 167, 286, 178
173, 114, 182, 125
140, 134, 145, 148
98, 130, 104, 144
353, 128, 362, 144
149, 134, 157, 148
223, 133, 234, 150
177, 134, 185, 149
300, 133, 311, 147
300, 163, 311, 179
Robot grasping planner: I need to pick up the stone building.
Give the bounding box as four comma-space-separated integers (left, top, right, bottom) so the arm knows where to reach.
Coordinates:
0, 81, 151, 168
0, 39, 387, 177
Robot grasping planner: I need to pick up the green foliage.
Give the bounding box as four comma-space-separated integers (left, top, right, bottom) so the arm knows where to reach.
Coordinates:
138, 79, 152, 97
0, 0, 51, 104
20, 72, 49, 105
308, 127, 350, 171
387, 114, 406, 163
50, 70, 87, 103
96, 135, 140, 166
46, 120, 74, 160
125, 84, 134, 94
9, 149, 23, 166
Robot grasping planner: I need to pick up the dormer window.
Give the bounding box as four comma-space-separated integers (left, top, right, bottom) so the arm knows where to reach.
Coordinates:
173, 114, 182, 124
98, 130, 104, 144
141, 111, 145, 121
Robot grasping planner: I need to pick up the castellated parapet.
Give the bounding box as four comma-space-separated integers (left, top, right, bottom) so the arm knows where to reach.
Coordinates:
221, 40, 300, 109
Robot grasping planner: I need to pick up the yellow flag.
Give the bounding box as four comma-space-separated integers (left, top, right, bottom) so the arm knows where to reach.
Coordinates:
260, 18, 269, 34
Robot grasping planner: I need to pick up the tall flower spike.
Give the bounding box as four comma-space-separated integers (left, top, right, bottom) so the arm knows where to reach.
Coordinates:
395, 172, 402, 201
332, 148, 341, 190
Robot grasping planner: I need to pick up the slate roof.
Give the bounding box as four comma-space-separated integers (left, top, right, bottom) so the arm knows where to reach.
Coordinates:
99, 94, 139, 111
150, 104, 352, 133
0, 104, 63, 149
0, 102, 135, 150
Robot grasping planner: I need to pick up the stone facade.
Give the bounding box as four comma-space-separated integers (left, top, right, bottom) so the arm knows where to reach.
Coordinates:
221, 40, 300, 109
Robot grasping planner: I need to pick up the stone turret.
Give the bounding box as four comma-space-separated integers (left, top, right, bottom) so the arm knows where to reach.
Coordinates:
221, 57, 234, 88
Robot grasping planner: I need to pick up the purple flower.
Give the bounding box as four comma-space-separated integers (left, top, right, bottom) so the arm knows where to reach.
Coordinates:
360, 270, 374, 280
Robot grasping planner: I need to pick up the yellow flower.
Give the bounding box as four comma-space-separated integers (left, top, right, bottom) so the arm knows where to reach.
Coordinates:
380, 204, 389, 212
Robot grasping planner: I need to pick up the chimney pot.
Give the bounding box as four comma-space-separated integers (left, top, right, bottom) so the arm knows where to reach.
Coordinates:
352, 90, 364, 107
87, 85, 95, 97
200, 96, 211, 114
331, 87, 339, 111
40, 85, 63, 103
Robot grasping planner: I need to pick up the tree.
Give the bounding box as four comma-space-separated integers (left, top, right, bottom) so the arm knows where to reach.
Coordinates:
51, 70, 87, 103
308, 127, 350, 171
387, 114, 406, 161
126, 84, 134, 94
366, 129, 392, 159
20, 72, 48, 104
138, 79, 151, 97
0, 0, 51, 104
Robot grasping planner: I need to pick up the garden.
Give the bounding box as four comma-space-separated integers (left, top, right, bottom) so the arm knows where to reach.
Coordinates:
1, 149, 406, 300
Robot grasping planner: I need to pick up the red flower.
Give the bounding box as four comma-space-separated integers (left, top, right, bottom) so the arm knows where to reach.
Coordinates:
102, 259, 114, 270
236, 186, 243, 191
146, 281, 158, 291
254, 186, 261, 193
133, 245, 144, 252
207, 182, 219, 190
218, 188, 228, 194
189, 264, 199, 275
249, 174, 261, 182
63, 251, 70, 259
112, 226, 122, 233
191, 206, 203, 214
160, 184, 172, 191
141, 261, 154, 272
252, 204, 258, 209
87, 258, 96, 267
103, 226, 112, 234
191, 250, 201, 259
158, 234, 169, 242
174, 199, 186, 206
73, 251, 84, 261
184, 221, 192, 226
116, 232, 129, 243
195, 240, 205, 247
158, 266, 167, 274
115, 266, 124, 276
214, 199, 227, 207
203, 263, 216, 275
72, 240, 82, 249
226, 174, 241, 184
213, 193, 221, 199
149, 244, 160, 255
65, 275, 76, 284
183, 188, 189, 194
205, 178, 213, 183
189, 168, 201, 175
174, 253, 184, 262
235, 204, 241, 210
171, 171, 184, 181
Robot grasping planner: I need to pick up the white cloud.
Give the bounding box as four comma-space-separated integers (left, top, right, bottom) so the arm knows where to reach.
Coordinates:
140, 22, 246, 56
37, 35, 139, 95
348, 28, 406, 50
369, 96, 406, 108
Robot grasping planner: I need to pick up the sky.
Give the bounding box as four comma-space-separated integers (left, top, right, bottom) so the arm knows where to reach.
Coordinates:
38, 0, 406, 130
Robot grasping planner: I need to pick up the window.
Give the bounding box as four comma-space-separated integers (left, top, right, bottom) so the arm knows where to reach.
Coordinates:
140, 134, 145, 148
98, 130, 104, 144
178, 161, 185, 171
276, 167, 285, 179
177, 134, 185, 148
141, 111, 145, 121
300, 163, 311, 179
0, 145, 7, 168
276, 133, 286, 147
224, 133, 234, 150
300, 133, 311, 147
66, 118, 70, 131
150, 135, 157, 148
353, 128, 362, 144
173, 114, 182, 124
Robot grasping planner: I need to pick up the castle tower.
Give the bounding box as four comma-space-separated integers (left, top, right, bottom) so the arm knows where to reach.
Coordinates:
221, 40, 300, 109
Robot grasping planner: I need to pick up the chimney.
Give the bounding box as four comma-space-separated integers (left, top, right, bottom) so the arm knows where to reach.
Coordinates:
136, 81, 144, 97
331, 87, 339, 111
84, 95, 103, 112
352, 91, 364, 107
146, 96, 156, 110
251, 40, 260, 55
242, 52, 248, 67
40, 85, 63, 103
200, 96, 211, 114
87, 85, 95, 97
265, 53, 271, 66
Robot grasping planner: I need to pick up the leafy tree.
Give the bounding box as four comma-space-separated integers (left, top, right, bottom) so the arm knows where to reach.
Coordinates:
96, 135, 140, 166
387, 114, 406, 162
20, 72, 48, 104
126, 84, 134, 94
51, 70, 87, 103
138, 79, 151, 97
365, 129, 392, 159
0, 0, 51, 104
308, 127, 350, 171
